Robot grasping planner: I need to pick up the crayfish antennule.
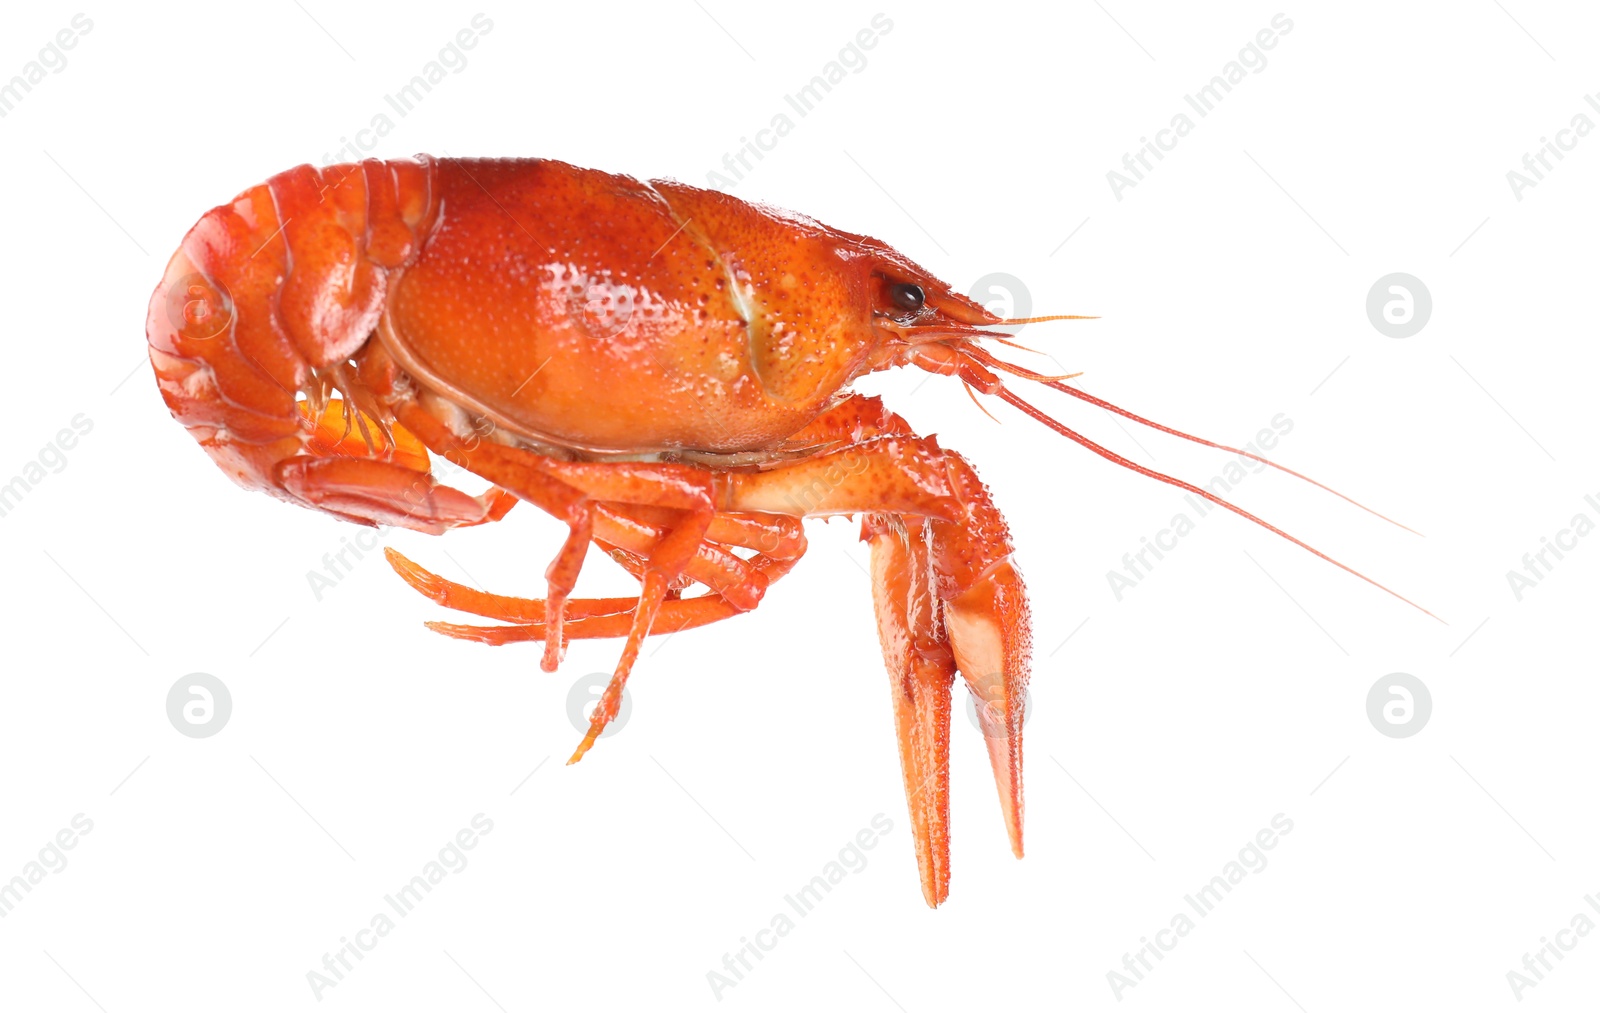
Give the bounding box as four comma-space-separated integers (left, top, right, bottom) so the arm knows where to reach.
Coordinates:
963, 384, 1001, 423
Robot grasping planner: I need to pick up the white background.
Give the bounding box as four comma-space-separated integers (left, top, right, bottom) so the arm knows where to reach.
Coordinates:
1, 2, 1595, 1010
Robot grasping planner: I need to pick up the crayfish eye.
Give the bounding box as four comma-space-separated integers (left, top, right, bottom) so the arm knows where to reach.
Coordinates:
889, 282, 925, 314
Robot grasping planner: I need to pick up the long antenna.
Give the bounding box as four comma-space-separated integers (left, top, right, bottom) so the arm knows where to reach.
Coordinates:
994, 386, 1443, 623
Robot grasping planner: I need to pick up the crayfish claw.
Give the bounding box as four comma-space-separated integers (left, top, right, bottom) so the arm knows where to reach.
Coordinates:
867, 517, 955, 908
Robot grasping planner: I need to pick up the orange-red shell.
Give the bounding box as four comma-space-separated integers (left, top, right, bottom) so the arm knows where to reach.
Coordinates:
146, 156, 995, 506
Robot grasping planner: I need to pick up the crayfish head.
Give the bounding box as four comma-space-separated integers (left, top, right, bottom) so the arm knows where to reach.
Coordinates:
866, 262, 999, 336
849, 243, 1021, 393
843, 236, 1094, 394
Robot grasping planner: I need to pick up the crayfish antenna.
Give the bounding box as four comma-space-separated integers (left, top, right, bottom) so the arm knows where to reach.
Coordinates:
995, 314, 1099, 324
994, 387, 1443, 623
963, 342, 1421, 537
1039, 379, 1423, 537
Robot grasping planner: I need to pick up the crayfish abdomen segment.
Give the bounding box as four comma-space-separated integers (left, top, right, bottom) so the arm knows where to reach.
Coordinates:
146, 158, 441, 501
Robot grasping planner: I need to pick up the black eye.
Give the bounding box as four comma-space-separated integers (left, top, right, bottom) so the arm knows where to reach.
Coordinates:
889, 283, 924, 313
